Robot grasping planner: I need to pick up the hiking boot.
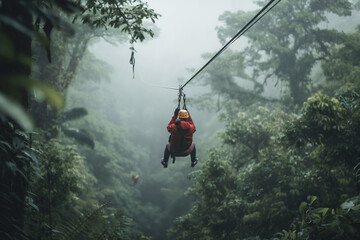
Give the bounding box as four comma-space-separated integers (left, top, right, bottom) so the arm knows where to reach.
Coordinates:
191, 158, 198, 167
161, 159, 168, 168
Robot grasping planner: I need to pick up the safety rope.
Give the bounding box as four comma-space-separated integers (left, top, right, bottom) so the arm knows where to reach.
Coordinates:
180, 0, 282, 90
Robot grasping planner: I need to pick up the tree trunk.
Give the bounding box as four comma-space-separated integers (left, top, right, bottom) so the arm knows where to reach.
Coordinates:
30, 31, 92, 138
0, 1, 32, 238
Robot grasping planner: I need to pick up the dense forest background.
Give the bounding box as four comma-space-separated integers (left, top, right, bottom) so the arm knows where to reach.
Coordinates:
1, 0, 360, 239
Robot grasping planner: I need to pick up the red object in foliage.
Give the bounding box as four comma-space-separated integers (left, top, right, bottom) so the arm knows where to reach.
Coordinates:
132, 175, 139, 184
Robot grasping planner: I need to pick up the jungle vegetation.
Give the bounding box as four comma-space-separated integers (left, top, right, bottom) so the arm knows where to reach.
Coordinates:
1, 0, 360, 240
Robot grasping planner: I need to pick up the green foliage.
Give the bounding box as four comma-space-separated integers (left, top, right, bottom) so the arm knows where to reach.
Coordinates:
54, 203, 109, 240
192, 50, 271, 110
73, 51, 114, 84
0, 92, 33, 131
0, 115, 39, 240
170, 106, 306, 239
51, 203, 150, 240
58, 112, 158, 235
60, 108, 88, 122
24, 138, 96, 239
218, 105, 281, 163
170, 149, 239, 240
1, 0, 159, 129
0, 0, 161, 239
53, 203, 149, 240
285, 89, 360, 169
204, 0, 354, 107
0, 75, 65, 118
172, 84, 360, 239
302, 196, 360, 240
285, 93, 346, 147
78, 0, 160, 42
61, 127, 95, 149
0, 0, 74, 116
273, 196, 360, 240
322, 26, 360, 90
1, 0, 159, 45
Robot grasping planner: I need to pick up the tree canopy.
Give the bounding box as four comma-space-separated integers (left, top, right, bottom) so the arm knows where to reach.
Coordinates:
198, 0, 353, 107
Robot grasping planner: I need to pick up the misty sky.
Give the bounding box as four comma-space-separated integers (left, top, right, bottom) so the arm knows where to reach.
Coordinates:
92, 0, 257, 90
86, 0, 259, 162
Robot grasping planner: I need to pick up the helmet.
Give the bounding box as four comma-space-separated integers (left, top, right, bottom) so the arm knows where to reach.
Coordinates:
178, 109, 189, 119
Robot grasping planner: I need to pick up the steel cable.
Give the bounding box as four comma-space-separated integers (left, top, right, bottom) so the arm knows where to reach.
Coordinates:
180, 0, 282, 90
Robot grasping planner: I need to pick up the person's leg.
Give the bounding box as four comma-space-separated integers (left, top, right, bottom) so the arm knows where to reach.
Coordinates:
190, 144, 198, 167
161, 144, 170, 168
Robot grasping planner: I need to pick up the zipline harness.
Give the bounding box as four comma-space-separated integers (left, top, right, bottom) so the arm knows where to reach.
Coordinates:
129, 44, 136, 79
177, 86, 187, 110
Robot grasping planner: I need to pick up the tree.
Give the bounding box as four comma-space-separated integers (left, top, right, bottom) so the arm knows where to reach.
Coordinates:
171, 92, 360, 239
24, 138, 96, 239
0, 0, 159, 238
203, 0, 353, 107
170, 106, 305, 239
29, 1, 159, 135
172, 3, 360, 239
322, 25, 360, 92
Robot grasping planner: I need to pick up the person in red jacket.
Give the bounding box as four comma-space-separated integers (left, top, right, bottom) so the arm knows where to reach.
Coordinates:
161, 108, 198, 168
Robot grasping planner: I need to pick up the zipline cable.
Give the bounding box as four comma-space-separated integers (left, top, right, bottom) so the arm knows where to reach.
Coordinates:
180, 0, 282, 90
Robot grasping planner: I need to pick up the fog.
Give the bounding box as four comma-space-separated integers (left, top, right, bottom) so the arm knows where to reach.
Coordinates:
93, 0, 257, 85
61, 1, 360, 238
74, 2, 258, 238
86, 0, 258, 170
89, 0, 257, 119
3, 0, 360, 239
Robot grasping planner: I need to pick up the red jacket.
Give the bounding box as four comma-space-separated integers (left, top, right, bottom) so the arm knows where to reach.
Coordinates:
167, 115, 196, 152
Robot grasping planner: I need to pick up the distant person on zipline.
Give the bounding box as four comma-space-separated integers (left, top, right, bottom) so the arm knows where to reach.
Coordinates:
161, 108, 198, 168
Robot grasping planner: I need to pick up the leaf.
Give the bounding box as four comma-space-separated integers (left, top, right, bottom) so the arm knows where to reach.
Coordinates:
61, 127, 95, 149
341, 201, 355, 210
353, 204, 360, 211
5, 161, 28, 180
60, 107, 88, 123
299, 201, 307, 219
25, 196, 39, 212
340, 196, 360, 212
308, 195, 318, 205
1, 75, 64, 110
354, 162, 360, 170
0, 140, 12, 151
28, 79, 64, 110
0, 14, 33, 37
12, 136, 24, 149
0, 92, 33, 131
22, 150, 39, 164
56, 203, 108, 240
313, 208, 329, 217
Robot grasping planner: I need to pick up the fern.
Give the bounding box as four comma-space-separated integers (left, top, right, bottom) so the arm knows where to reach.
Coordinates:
54, 203, 108, 240
354, 160, 360, 182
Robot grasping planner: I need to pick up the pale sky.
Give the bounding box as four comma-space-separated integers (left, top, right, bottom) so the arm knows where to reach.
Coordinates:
92, 0, 257, 89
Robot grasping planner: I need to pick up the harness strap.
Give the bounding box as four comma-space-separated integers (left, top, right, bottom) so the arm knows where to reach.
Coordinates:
177, 86, 183, 109
178, 128, 186, 151
183, 93, 187, 110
